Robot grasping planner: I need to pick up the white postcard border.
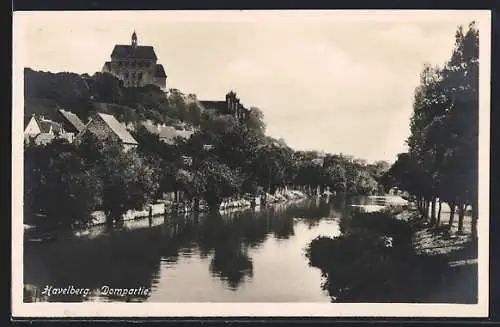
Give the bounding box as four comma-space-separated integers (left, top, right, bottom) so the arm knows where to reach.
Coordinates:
11, 10, 491, 318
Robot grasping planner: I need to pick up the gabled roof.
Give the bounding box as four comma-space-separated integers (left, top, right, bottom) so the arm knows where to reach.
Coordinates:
37, 119, 62, 134
154, 64, 167, 78
58, 109, 86, 133
111, 45, 157, 60
96, 113, 138, 145
24, 115, 39, 130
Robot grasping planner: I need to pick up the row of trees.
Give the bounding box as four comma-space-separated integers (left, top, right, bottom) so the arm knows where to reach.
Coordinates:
134, 106, 388, 209
381, 22, 479, 238
25, 102, 388, 229
24, 134, 160, 228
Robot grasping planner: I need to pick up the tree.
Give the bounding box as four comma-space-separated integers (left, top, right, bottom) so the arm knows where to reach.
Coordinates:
245, 106, 266, 135
387, 22, 479, 237
439, 22, 479, 235
191, 158, 243, 210
24, 139, 101, 229
78, 136, 160, 224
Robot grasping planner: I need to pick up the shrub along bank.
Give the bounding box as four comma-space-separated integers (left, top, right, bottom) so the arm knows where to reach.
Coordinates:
305, 211, 475, 303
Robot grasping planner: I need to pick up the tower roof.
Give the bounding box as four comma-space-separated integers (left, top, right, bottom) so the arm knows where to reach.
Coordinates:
111, 45, 157, 60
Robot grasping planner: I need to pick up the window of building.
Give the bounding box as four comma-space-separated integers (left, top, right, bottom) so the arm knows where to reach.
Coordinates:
124, 72, 129, 79
138, 72, 143, 80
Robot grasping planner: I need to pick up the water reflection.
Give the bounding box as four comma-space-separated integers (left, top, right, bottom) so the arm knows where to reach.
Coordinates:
24, 195, 372, 302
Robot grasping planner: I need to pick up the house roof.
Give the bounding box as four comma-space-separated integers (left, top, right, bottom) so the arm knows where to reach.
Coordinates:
37, 119, 62, 134
34, 133, 55, 145
96, 113, 138, 145
58, 109, 86, 133
158, 126, 194, 144
24, 115, 38, 130
140, 121, 193, 143
155, 64, 167, 78
111, 45, 158, 60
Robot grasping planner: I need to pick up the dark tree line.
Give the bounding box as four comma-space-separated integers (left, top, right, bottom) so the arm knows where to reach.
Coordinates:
381, 22, 479, 238
24, 68, 203, 128
24, 135, 160, 228
24, 66, 391, 229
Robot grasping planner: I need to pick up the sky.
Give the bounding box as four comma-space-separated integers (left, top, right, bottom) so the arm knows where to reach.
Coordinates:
14, 10, 488, 163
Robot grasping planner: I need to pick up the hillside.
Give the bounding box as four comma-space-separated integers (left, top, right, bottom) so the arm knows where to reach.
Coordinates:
23, 68, 204, 128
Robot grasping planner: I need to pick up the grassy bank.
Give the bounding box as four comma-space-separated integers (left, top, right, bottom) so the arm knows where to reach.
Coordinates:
305, 209, 477, 303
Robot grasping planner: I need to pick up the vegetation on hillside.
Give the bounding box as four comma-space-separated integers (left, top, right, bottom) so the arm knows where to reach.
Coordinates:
24, 63, 391, 228
24, 69, 203, 128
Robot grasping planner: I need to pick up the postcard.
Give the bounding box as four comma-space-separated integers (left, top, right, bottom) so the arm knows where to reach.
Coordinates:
12, 9, 490, 318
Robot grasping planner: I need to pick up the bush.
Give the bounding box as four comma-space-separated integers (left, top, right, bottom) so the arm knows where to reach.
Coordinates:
339, 212, 413, 250
305, 212, 449, 302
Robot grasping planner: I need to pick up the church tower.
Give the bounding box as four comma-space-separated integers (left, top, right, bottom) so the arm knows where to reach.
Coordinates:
131, 30, 137, 48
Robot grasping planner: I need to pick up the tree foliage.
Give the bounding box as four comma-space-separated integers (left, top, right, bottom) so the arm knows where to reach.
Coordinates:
382, 22, 479, 235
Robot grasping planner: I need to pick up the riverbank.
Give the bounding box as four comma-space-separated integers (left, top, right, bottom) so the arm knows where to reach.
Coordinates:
25, 189, 311, 233
305, 198, 477, 303
396, 208, 477, 303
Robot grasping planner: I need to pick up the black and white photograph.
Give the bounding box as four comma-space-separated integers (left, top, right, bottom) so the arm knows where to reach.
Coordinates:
12, 10, 490, 317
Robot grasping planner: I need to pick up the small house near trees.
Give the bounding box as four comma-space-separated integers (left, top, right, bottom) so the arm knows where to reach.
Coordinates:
76, 112, 139, 151
24, 114, 74, 145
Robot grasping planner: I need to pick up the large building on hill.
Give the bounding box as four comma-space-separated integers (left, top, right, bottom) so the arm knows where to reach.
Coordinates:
102, 31, 167, 90
198, 91, 250, 122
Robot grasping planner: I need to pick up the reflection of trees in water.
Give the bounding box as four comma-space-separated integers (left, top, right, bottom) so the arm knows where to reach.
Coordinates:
281, 198, 344, 229
209, 244, 253, 290
24, 196, 363, 301
24, 226, 163, 302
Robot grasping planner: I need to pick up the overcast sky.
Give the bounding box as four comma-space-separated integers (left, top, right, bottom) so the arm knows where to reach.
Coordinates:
14, 10, 487, 163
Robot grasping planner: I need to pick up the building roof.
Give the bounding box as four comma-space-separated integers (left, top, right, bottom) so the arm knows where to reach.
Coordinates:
198, 101, 229, 114
37, 119, 62, 134
111, 45, 158, 60
58, 109, 86, 133
34, 133, 55, 145
96, 113, 138, 145
198, 100, 251, 117
158, 126, 194, 144
155, 64, 167, 78
141, 121, 193, 144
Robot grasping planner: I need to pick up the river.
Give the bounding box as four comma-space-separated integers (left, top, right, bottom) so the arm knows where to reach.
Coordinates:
23, 195, 392, 303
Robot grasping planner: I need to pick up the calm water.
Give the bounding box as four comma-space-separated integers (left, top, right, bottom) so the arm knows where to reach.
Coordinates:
24, 195, 383, 303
